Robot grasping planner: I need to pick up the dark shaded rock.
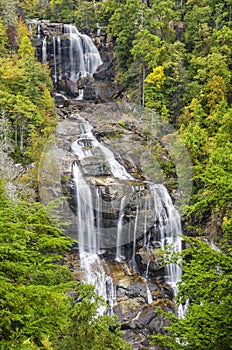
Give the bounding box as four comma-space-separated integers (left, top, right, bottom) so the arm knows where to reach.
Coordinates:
122, 330, 146, 350
93, 61, 116, 82
83, 80, 124, 102
135, 247, 164, 278
93, 62, 110, 80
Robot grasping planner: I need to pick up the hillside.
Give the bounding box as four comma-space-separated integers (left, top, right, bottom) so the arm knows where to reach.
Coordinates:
0, 1, 231, 349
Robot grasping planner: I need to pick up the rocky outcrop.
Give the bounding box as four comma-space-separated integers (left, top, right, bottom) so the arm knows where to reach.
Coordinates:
66, 251, 175, 349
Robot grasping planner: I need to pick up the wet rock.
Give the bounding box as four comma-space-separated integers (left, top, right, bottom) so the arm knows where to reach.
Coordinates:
78, 154, 112, 176
135, 247, 164, 278
122, 330, 146, 350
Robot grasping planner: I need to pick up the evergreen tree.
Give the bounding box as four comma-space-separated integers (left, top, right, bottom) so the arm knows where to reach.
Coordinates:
0, 182, 130, 349
152, 238, 232, 350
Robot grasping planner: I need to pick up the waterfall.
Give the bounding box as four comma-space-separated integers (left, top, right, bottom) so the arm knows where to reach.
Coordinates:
52, 37, 57, 82
64, 24, 102, 82
145, 282, 153, 304
132, 206, 139, 270
72, 119, 119, 314
37, 22, 102, 83
73, 163, 96, 254
73, 162, 116, 315
76, 89, 84, 100
150, 183, 182, 288
42, 37, 47, 64
57, 36, 62, 80
116, 196, 127, 261
71, 116, 133, 179
71, 114, 183, 316
37, 24, 41, 38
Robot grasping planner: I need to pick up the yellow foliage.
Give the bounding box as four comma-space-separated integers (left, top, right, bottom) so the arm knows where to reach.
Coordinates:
0, 57, 24, 81
145, 66, 166, 88
22, 338, 55, 349
206, 75, 225, 111
17, 19, 31, 44
42, 338, 55, 350
18, 36, 35, 58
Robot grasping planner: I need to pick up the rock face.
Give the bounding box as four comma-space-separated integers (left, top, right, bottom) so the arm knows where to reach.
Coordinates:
66, 251, 174, 350
39, 105, 181, 349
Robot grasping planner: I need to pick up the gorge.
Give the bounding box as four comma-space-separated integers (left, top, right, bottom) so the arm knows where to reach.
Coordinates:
1, 2, 231, 348
37, 22, 189, 349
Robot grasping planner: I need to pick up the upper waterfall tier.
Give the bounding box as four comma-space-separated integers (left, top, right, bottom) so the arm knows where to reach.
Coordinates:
63, 24, 103, 82
33, 22, 103, 83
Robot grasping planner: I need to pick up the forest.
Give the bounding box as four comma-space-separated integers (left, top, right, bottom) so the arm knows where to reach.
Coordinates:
0, 0, 231, 349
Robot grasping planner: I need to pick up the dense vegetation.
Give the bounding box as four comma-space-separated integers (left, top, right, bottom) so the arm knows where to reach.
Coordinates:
0, 0, 231, 349
0, 3, 130, 349
0, 15, 56, 166
152, 238, 232, 349
0, 181, 130, 349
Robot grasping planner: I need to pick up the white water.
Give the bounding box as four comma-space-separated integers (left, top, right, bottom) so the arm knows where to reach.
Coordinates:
149, 183, 182, 288
64, 24, 102, 82
73, 163, 96, 254
73, 161, 116, 315
116, 196, 127, 261
76, 89, 84, 100
71, 116, 133, 179
146, 282, 153, 304
42, 37, 47, 64
147, 183, 183, 316
52, 37, 57, 82
80, 252, 116, 316
37, 24, 41, 38
71, 114, 183, 314
71, 115, 134, 314
39, 23, 102, 83
57, 36, 62, 80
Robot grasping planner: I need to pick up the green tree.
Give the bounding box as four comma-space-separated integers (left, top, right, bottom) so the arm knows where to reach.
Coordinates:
0, 182, 130, 349
54, 284, 131, 350
152, 238, 232, 349
0, 19, 8, 55
0, 18, 56, 165
107, 0, 144, 82
0, 181, 74, 348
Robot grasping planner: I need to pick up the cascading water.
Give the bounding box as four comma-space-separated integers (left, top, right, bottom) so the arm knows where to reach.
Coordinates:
57, 36, 62, 80
147, 183, 183, 316
52, 37, 57, 82
64, 24, 103, 82
42, 37, 47, 64
116, 196, 127, 261
71, 119, 117, 315
37, 23, 102, 84
71, 114, 183, 315
149, 183, 182, 288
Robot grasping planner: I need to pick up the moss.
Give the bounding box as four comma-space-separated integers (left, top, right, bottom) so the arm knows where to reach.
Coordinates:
107, 130, 123, 139
118, 119, 127, 129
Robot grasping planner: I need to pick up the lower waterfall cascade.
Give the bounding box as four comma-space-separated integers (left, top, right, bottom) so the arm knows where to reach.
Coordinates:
70, 113, 183, 317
